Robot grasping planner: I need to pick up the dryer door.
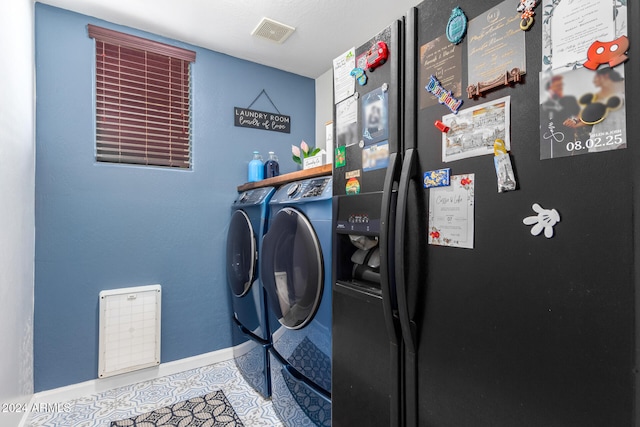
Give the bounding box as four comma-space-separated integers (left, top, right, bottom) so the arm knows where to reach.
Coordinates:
262, 207, 323, 330
226, 210, 257, 297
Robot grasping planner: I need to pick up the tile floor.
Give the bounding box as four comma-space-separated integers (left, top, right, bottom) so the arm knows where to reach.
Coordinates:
26, 359, 284, 427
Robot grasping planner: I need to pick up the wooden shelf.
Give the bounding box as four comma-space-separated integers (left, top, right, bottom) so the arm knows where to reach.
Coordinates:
237, 164, 332, 192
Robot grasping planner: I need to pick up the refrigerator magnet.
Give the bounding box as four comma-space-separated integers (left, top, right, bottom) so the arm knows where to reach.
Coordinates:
425, 75, 463, 114
345, 169, 361, 179
434, 120, 450, 133
577, 93, 623, 125
583, 36, 629, 70
350, 67, 367, 86
365, 41, 389, 72
494, 154, 517, 193
335, 146, 346, 168
345, 177, 361, 195
446, 7, 468, 45
516, 0, 538, 31
493, 139, 517, 193
424, 168, 451, 188
523, 203, 560, 238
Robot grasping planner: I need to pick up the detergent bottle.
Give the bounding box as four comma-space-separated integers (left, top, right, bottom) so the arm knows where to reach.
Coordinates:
248, 151, 264, 182
264, 151, 280, 178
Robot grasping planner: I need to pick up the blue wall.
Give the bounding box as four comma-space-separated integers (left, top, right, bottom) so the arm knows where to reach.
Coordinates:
34, 3, 315, 392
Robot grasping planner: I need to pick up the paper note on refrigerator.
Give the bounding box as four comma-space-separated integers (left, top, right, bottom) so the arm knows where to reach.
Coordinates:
333, 48, 356, 104
428, 174, 475, 249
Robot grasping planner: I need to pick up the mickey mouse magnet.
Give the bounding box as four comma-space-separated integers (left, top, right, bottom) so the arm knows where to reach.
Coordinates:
583, 36, 629, 70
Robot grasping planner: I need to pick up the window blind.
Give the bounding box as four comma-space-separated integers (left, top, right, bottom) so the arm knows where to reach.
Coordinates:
88, 25, 196, 169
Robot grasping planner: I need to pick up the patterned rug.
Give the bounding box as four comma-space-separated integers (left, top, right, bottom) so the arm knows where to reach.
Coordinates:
110, 390, 244, 427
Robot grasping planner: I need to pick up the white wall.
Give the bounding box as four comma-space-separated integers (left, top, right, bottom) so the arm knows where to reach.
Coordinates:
0, 0, 35, 423
315, 68, 333, 153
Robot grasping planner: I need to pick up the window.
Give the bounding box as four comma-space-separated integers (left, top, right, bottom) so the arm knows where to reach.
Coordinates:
88, 25, 196, 169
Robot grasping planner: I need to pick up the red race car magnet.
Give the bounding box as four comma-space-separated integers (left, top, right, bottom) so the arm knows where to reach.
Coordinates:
366, 41, 389, 72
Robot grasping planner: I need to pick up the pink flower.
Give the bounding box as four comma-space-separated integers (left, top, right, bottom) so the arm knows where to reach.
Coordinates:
291, 145, 301, 157
300, 140, 309, 154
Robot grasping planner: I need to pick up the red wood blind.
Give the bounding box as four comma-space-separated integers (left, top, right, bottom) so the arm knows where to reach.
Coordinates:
88, 25, 196, 168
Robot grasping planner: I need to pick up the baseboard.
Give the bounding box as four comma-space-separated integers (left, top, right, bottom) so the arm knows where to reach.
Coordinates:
28, 347, 234, 407
3, 401, 31, 427
16, 395, 35, 427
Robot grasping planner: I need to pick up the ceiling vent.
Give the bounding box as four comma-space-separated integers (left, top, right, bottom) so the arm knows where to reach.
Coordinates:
251, 17, 296, 44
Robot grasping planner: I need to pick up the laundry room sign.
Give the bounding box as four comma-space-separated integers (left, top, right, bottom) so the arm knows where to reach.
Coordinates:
234, 89, 291, 133
234, 107, 291, 133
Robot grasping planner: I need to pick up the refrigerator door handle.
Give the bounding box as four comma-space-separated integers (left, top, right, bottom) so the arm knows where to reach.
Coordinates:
380, 151, 401, 344
395, 147, 417, 354
380, 150, 403, 427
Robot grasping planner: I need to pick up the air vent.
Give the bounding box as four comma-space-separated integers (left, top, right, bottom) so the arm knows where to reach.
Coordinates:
98, 285, 161, 378
251, 17, 296, 44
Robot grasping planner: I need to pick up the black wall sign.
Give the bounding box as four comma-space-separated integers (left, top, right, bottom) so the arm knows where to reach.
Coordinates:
234, 107, 291, 133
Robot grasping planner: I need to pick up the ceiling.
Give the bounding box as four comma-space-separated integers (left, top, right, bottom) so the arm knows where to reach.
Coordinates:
39, 0, 422, 79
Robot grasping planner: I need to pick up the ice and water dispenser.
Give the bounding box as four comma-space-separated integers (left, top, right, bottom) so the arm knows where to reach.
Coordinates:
350, 235, 381, 285
333, 192, 387, 296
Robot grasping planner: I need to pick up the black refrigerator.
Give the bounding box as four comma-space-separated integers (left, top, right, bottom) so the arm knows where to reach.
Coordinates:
332, 1, 639, 426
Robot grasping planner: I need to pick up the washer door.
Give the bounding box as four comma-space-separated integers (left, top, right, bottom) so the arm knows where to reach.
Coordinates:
226, 210, 256, 297
262, 208, 323, 330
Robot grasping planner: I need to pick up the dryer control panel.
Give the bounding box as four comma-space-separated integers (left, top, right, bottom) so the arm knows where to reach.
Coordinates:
233, 186, 274, 206
271, 177, 332, 204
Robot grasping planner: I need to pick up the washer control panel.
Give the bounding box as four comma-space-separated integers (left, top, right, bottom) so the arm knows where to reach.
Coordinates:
286, 182, 301, 197
301, 178, 330, 198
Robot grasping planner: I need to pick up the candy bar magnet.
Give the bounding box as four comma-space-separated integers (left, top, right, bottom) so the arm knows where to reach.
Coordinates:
424, 168, 451, 188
